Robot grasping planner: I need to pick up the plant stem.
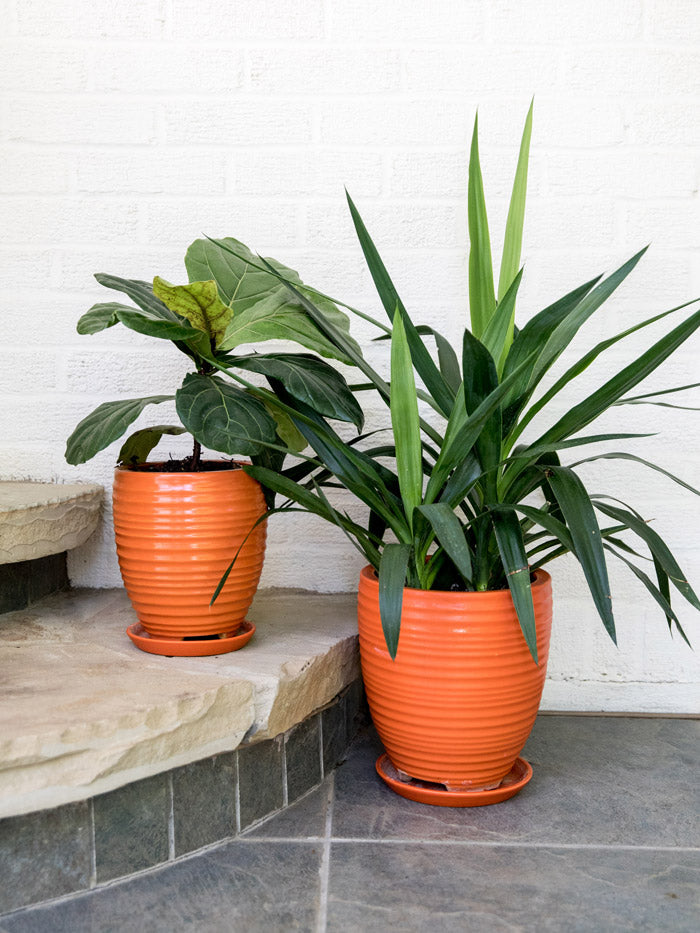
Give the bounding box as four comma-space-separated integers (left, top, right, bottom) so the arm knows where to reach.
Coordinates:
191, 438, 202, 471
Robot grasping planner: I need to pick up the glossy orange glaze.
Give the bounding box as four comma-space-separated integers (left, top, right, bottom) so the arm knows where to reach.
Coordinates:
357, 566, 553, 792
113, 465, 267, 639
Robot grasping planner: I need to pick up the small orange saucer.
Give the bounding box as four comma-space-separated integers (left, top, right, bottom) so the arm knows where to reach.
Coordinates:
126, 620, 255, 657
375, 754, 532, 807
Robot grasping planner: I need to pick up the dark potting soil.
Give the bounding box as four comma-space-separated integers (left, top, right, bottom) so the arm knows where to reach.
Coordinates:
126, 459, 243, 473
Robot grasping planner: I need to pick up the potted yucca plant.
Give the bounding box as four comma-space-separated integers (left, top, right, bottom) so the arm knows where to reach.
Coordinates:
65, 237, 362, 656
213, 104, 700, 804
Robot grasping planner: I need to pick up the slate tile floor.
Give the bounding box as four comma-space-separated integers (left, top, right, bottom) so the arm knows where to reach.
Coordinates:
1, 715, 698, 932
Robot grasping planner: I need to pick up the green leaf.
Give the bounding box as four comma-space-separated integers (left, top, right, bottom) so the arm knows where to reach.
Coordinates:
491, 508, 538, 662
231, 354, 363, 428
187, 237, 360, 363
65, 395, 175, 465
117, 425, 186, 466
416, 503, 472, 583
501, 275, 602, 417
462, 329, 501, 499
468, 112, 496, 339
594, 499, 700, 612
262, 403, 307, 454
535, 302, 700, 448
604, 544, 685, 637
546, 466, 616, 642
77, 303, 122, 334
481, 268, 524, 376
498, 99, 533, 304
390, 311, 423, 529
345, 190, 455, 417
568, 451, 700, 499
378, 543, 411, 659
175, 373, 277, 457
93, 275, 207, 345
513, 296, 698, 444
152, 278, 234, 348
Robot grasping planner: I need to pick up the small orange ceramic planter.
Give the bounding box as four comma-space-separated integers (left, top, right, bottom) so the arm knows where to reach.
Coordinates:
113, 464, 267, 655
357, 566, 553, 804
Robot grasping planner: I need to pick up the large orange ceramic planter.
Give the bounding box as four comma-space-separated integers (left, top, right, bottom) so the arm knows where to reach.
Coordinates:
113, 464, 267, 654
357, 566, 553, 802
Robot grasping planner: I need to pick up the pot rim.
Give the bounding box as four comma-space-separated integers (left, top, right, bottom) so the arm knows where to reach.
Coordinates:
115, 459, 247, 476
359, 564, 551, 595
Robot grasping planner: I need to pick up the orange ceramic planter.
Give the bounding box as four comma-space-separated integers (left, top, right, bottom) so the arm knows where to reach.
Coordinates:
113, 464, 267, 647
357, 566, 553, 793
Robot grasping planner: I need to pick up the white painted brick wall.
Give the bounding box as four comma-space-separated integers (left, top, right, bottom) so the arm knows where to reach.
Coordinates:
2, 0, 699, 712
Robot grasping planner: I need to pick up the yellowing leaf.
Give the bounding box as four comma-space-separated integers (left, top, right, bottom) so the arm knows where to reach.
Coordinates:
152, 277, 234, 348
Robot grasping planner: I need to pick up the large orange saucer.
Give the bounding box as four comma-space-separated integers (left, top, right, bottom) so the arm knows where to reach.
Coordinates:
126, 620, 255, 657
375, 753, 532, 807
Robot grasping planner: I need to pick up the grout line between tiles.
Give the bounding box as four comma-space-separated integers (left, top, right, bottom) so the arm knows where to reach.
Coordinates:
88, 798, 97, 888
325, 839, 700, 853
167, 773, 175, 860
316, 773, 335, 933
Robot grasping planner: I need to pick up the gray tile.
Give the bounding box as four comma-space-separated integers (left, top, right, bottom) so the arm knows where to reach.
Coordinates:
0, 802, 91, 914
332, 717, 700, 847
172, 752, 237, 856
327, 842, 700, 933
321, 695, 347, 775
93, 773, 169, 882
238, 736, 284, 831
1, 841, 322, 933
285, 714, 321, 804
246, 782, 330, 839
344, 678, 368, 741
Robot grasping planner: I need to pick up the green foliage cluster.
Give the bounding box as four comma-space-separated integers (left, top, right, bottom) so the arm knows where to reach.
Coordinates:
65, 238, 363, 485
226, 105, 700, 661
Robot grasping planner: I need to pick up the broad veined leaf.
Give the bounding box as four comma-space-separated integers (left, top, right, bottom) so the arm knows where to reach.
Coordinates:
390, 312, 423, 530
491, 508, 538, 662
262, 402, 307, 454
92, 274, 208, 345
345, 190, 455, 417
232, 354, 363, 428
152, 277, 234, 348
187, 237, 360, 363
378, 542, 411, 659
77, 302, 122, 334
594, 499, 700, 612
468, 112, 496, 339
545, 466, 616, 642
117, 425, 186, 466
416, 503, 472, 583
175, 373, 277, 457
498, 99, 533, 303
65, 395, 175, 465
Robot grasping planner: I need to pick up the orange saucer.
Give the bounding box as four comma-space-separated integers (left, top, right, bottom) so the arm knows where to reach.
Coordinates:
375, 754, 533, 807
126, 620, 255, 657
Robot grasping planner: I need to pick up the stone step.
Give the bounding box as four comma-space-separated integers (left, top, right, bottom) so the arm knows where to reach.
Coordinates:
0, 481, 102, 565
0, 586, 359, 820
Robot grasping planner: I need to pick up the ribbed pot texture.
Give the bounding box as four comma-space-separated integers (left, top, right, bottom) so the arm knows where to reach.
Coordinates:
357, 566, 553, 791
112, 465, 267, 638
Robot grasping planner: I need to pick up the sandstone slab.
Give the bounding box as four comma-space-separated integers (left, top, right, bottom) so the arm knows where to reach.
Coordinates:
0, 585, 359, 817
0, 481, 103, 564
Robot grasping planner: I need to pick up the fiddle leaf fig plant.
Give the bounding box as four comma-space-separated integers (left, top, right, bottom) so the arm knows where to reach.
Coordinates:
221, 104, 700, 663
65, 238, 362, 474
